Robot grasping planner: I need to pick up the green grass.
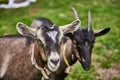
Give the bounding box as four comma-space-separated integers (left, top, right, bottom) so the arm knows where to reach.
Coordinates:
0, 0, 120, 80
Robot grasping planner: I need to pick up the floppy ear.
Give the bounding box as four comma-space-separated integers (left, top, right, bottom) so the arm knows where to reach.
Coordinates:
59, 19, 80, 34
94, 27, 110, 37
16, 22, 37, 37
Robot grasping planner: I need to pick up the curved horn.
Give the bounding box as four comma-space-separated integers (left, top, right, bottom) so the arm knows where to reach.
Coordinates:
88, 9, 92, 31
72, 7, 79, 20
72, 7, 82, 29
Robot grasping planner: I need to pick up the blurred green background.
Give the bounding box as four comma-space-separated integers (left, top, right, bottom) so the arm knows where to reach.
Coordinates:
0, 0, 120, 80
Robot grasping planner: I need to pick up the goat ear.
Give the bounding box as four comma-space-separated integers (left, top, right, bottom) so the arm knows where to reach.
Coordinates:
16, 22, 37, 37
59, 19, 80, 34
94, 27, 110, 37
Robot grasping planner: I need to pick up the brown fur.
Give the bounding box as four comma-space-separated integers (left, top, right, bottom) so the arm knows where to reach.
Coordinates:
0, 35, 43, 80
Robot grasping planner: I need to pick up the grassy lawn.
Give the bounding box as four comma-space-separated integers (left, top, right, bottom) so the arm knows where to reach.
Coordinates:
0, 0, 120, 80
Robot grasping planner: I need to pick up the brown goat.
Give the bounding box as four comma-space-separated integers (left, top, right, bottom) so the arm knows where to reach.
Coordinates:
0, 19, 80, 80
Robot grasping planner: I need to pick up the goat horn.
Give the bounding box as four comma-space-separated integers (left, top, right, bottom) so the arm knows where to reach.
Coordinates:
72, 7, 82, 29
72, 7, 79, 20
88, 9, 92, 31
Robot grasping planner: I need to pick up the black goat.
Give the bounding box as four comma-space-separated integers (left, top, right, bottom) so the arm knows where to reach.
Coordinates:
66, 8, 110, 71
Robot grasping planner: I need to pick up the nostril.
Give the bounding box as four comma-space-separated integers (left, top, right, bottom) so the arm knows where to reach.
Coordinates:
50, 59, 59, 66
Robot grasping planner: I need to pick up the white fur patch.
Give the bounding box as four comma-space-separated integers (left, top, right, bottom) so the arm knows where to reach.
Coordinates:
0, 54, 12, 78
47, 31, 58, 43
48, 51, 60, 72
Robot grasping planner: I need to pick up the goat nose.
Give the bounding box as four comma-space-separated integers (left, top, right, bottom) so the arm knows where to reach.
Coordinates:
50, 59, 59, 66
